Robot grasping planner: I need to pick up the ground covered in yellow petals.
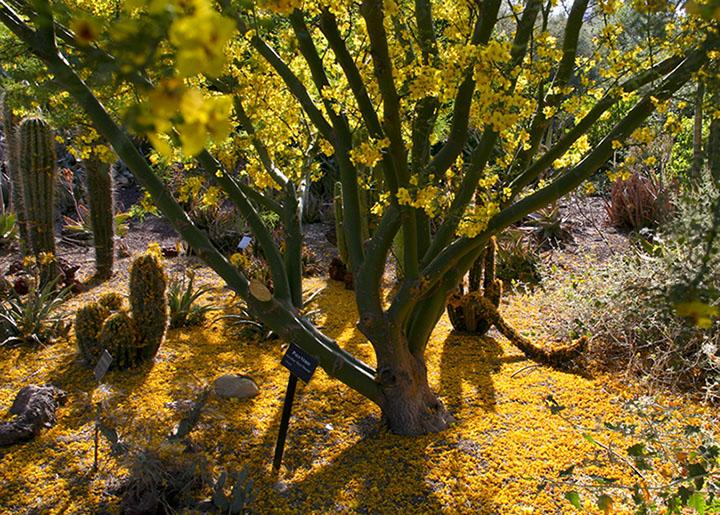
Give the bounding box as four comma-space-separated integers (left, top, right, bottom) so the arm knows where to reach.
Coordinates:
0, 268, 716, 513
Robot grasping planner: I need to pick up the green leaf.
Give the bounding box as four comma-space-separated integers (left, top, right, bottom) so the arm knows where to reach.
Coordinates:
559, 465, 575, 477
597, 494, 613, 513
688, 492, 705, 515
627, 443, 646, 456
545, 394, 566, 415
565, 491, 582, 510
582, 433, 598, 446
588, 474, 617, 485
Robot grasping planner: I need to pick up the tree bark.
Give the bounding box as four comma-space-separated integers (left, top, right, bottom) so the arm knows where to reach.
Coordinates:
709, 101, 720, 183
375, 338, 453, 435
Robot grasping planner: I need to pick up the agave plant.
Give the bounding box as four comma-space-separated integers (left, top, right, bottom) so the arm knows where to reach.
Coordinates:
0, 275, 72, 346
168, 270, 216, 329
525, 202, 573, 250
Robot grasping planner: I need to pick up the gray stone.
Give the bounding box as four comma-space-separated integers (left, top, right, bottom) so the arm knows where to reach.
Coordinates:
213, 374, 259, 399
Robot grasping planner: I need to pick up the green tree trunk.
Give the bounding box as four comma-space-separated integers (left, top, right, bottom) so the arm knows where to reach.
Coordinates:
692, 80, 705, 179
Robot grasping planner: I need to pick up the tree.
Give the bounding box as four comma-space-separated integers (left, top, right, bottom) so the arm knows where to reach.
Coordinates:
0, 0, 717, 435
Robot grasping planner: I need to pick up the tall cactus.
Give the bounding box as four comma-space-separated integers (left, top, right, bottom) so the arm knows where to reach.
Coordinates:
18, 117, 57, 284
85, 158, 114, 280
129, 248, 168, 359
1, 92, 30, 255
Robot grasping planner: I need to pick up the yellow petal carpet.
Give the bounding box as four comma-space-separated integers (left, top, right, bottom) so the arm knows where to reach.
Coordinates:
0, 272, 713, 513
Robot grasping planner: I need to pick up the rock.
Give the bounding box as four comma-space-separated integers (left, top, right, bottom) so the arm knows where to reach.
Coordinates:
213, 375, 259, 399
0, 384, 67, 447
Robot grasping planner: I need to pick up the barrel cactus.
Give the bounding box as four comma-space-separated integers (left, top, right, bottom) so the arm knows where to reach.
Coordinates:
98, 292, 123, 311
75, 302, 110, 365
129, 248, 168, 360
18, 116, 57, 285
84, 158, 114, 280
98, 312, 139, 370
0, 92, 30, 255
447, 237, 502, 336
75, 248, 167, 371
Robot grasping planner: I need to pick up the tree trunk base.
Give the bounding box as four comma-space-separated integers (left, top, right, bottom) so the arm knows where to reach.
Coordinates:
377, 354, 454, 436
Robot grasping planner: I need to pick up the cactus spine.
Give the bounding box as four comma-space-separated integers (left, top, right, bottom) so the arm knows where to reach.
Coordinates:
1, 93, 30, 255
85, 158, 114, 280
99, 312, 139, 369
75, 249, 167, 370
129, 249, 168, 359
18, 117, 57, 284
75, 302, 110, 365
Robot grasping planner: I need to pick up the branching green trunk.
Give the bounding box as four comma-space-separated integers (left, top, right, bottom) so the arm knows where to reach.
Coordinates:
0, 0, 714, 437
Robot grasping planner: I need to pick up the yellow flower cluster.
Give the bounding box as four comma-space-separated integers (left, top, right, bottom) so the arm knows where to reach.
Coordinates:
552, 135, 590, 170
408, 66, 442, 101
144, 79, 234, 157
457, 201, 500, 238
349, 138, 390, 168
168, 0, 236, 78
69, 128, 116, 164
396, 184, 445, 218
630, 127, 655, 145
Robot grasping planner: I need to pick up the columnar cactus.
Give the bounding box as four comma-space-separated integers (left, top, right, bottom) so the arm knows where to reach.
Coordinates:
18, 117, 57, 284
84, 158, 114, 280
98, 292, 123, 311
1, 92, 30, 255
75, 250, 167, 371
129, 249, 168, 359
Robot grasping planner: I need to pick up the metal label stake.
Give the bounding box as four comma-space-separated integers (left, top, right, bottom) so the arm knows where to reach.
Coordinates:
273, 343, 318, 471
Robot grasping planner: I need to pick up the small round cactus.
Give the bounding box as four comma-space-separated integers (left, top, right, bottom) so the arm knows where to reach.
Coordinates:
99, 312, 139, 370
75, 302, 110, 365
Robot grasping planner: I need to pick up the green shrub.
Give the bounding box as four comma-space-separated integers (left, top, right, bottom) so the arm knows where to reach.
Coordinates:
0, 212, 18, 247
544, 174, 720, 400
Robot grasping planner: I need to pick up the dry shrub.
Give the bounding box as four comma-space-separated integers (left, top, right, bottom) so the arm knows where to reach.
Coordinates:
605, 171, 673, 230
546, 175, 720, 401
118, 448, 210, 514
